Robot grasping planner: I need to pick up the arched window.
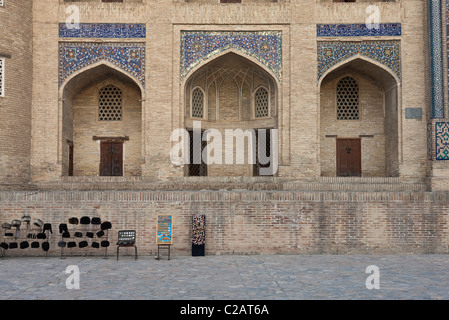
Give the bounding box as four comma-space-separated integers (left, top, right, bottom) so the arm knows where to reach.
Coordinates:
254, 87, 269, 118
98, 84, 122, 121
336, 76, 359, 120
191, 87, 204, 118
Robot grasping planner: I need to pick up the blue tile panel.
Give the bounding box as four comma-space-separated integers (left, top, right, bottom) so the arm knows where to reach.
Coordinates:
429, 0, 444, 118
317, 23, 401, 37
180, 31, 282, 83
59, 23, 146, 38
58, 42, 145, 88
317, 40, 401, 81
436, 122, 449, 160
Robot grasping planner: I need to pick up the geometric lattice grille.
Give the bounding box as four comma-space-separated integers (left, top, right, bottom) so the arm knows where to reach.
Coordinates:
336, 76, 359, 120
0, 58, 4, 97
98, 84, 122, 121
191, 88, 204, 118
255, 87, 269, 118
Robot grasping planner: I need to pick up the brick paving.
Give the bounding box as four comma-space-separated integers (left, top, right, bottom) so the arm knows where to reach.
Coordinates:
0, 254, 448, 301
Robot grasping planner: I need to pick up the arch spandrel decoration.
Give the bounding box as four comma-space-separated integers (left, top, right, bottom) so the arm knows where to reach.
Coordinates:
58, 42, 146, 89
181, 31, 282, 84
317, 40, 401, 83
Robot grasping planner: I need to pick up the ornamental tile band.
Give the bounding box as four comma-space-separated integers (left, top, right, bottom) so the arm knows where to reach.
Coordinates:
317, 40, 401, 81
436, 122, 449, 160
58, 42, 145, 88
180, 31, 282, 83
317, 23, 401, 37
59, 23, 146, 39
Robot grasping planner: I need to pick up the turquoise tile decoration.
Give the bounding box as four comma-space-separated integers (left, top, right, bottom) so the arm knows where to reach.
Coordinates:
180, 31, 282, 83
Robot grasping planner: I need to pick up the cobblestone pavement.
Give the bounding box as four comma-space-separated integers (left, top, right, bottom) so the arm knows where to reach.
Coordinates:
0, 254, 448, 300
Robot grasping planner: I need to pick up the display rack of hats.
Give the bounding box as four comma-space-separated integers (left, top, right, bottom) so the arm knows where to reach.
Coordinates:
0, 215, 53, 257
58, 216, 112, 258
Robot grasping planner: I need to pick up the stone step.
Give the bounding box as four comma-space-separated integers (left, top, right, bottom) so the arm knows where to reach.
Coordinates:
35, 179, 428, 192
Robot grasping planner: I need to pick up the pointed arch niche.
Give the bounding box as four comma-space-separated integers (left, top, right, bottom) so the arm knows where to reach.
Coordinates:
59, 63, 144, 177
319, 57, 401, 177
183, 52, 279, 177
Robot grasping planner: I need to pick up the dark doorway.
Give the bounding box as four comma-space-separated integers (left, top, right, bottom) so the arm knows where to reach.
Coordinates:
187, 130, 207, 177
68, 144, 74, 176
100, 141, 123, 176
254, 129, 273, 177
336, 138, 361, 177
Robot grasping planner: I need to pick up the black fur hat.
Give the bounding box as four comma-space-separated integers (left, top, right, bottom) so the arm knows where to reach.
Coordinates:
101, 221, 112, 230
86, 232, 94, 238
37, 233, 46, 240
91, 217, 101, 225
101, 240, 110, 247
67, 241, 76, 248
58, 241, 66, 248
43, 223, 52, 234
75, 232, 83, 238
96, 230, 105, 238
80, 216, 91, 225
92, 242, 100, 248
31, 242, 40, 248
20, 241, 29, 249
0, 242, 8, 250
59, 223, 68, 234
42, 242, 50, 251
68, 217, 79, 225
78, 241, 88, 248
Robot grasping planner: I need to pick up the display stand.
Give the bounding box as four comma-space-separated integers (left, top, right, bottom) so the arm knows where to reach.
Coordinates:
156, 215, 173, 260
58, 217, 111, 258
156, 244, 171, 260
1, 219, 52, 257
192, 214, 205, 256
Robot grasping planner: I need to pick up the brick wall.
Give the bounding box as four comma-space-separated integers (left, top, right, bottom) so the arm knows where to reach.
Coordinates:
0, 190, 448, 257
0, 0, 32, 184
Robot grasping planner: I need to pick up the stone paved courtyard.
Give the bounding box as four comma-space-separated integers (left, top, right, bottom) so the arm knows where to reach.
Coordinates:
0, 254, 448, 301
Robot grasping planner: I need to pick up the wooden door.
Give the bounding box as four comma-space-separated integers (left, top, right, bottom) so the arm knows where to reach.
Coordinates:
100, 141, 123, 176
336, 138, 361, 177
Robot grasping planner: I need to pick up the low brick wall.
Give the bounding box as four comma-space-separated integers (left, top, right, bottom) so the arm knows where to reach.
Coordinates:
0, 190, 448, 257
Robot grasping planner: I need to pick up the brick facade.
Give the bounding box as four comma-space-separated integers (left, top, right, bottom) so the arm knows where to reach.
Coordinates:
1, 0, 449, 256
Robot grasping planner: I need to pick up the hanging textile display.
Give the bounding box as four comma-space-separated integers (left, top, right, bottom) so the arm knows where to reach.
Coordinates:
192, 214, 205, 256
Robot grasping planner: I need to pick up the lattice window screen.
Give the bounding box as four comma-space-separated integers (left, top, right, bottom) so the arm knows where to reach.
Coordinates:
336, 76, 359, 120
99, 85, 122, 121
0, 58, 4, 97
255, 87, 269, 118
191, 88, 204, 118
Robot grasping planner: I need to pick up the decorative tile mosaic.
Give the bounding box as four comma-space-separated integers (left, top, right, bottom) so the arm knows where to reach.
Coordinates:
58, 42, 145, 88
429, 0, 444, 118
436, 122, 449, 160
180, 31, 282, 83
317, 23, 401, 37
317, 41, 401, 81
59, 23, 146, 39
